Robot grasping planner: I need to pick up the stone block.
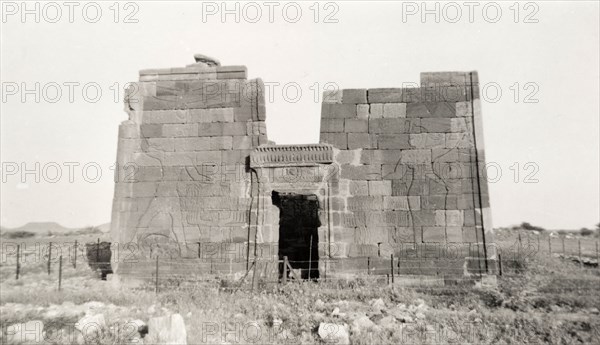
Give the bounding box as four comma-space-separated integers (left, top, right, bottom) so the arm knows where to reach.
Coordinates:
342, 89, 367, 104
450, 118, 469, 132
340, 164, 381, 180
140, 124, 163, 138
389, 226, 416, 243
197, 123, 224, 136
446, 226, 463, 243
134, 166, 163, 182
223, 122, 248, 136
420, 118, 453, 132
357, 104, 370, 119
410, 210, 436, 226
320, 133, 347, 149
320, 119, 344, 132
383, 196, 410, 210
221, 150, 250, 165
422, 227, 446, 243
381, 164, 409, 180
400, 149, 431, 164
368, 150, 401, 165
368, 88, 403, 103
420, 71, 471, 86
344, 119, 368, 132
232, 136, 253, 149
143, 110, 188, 124
349, 181, 369, 195
406, 102, 456, 118
383, 103, 407, 118
119, 122, 140, 139
188, 108, 234, 123
348, 133, 376, 149
378, 134, 411, 149
435, 210, 446, 226
323, 89, 342, 103
163, 123, 198, 137
409, 133, 445, 149
347, 196, 383, 211
446, 210, 464, 226
321, 103, 357, 119
446, 133, 474, 149
456, 101, 472, 117
462, 226, 481, 243
421, 195, 447, 210
392, 179, 430, 196
369, 104, 383, 118
368, 180, 392, 196
369, 118, 420, 134
145, 138, 175, 152
334, 150, 359, 165
432, 148, 459, 163
174, 137, 232, 151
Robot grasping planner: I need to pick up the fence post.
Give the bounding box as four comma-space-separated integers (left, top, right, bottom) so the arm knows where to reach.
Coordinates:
548, 236, 551, 254
517, 232, 522, 260
58, 256, 63, 291
308, 235, 313, 280
596, 241, 600, 268
155, 256, 159, 295
96, 238, 100, 270
537, 235, 540, 252
367, 257, 370, 275
251, 260, 258, 292
73, 240, 77, 269
47, 242, 52, 275
16, 244, 20, 280
578, 239, 583, 269
498, 253, 503, 276
390, 254, 394, 285
562, 236, 565, 255
283, 256, 288, 284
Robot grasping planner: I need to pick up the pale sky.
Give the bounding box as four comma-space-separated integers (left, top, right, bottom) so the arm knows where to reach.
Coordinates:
1, 1, 599, 230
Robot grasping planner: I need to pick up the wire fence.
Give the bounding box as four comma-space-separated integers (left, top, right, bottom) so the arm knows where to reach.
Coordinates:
2, 235, 599, 293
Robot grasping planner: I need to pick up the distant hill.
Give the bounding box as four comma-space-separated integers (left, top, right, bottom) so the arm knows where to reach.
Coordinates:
0, 221, 111, 235
1, 222, 76, 234
96, 222, 111, 233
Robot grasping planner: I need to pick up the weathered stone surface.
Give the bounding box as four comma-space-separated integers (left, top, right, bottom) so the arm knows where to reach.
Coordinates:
369, 118, 420, 134
347, 133, 376, 149
321, 118, 344, 132
342, 89, 367, 104
368, 180, 392, 196
368, 88, 403, 103
112, 61, 494, 278
345, 119, 368, 132
321, 103, 357, 118
406, 102, 456, 118
383, 103, 407, 118
320, 133, 347, 149
378, 134, 411, 149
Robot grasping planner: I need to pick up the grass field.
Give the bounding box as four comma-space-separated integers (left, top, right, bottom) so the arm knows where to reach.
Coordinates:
1, 229, 599, 344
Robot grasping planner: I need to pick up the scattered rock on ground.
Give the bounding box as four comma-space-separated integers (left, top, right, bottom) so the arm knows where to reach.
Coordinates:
318, 323, 349, 345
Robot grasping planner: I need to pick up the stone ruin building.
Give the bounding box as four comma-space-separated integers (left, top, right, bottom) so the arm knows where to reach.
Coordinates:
110, 54, 496, 282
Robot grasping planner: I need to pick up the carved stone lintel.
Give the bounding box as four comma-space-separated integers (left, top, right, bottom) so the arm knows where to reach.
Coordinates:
250, 144, 334, 168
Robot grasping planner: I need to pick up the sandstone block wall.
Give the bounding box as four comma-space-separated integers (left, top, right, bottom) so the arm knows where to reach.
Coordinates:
111, 57, 266, 271
319, 71, 494, 271
110, 57, 495, 278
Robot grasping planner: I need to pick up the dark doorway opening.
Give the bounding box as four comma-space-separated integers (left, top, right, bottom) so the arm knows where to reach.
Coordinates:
272, 191, 320, 280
